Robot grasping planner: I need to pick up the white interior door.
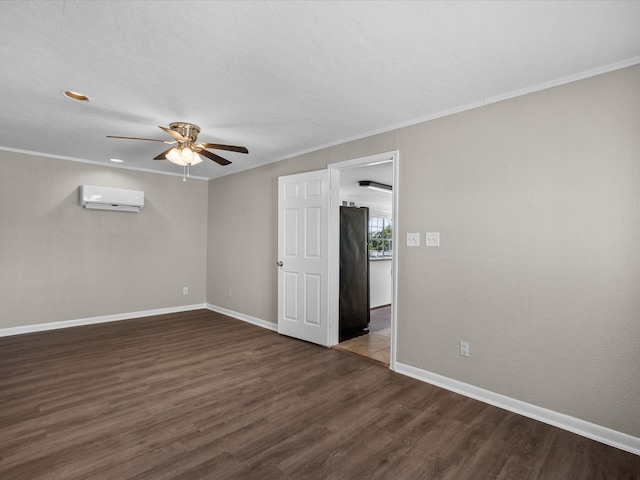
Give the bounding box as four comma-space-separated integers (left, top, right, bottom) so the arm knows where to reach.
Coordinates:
277, 170, 330, 346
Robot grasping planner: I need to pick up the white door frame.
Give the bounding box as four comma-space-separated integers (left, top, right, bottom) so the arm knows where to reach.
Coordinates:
327, 150, 399, 370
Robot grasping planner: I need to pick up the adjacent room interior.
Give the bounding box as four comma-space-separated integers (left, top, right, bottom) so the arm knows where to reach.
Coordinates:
333, 161, 394, 366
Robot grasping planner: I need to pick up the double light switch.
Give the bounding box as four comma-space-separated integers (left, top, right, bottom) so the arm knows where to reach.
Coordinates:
406, 232, 440, 247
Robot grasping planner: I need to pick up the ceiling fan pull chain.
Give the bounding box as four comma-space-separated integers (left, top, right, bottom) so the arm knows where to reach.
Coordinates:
183, 165, 187, 182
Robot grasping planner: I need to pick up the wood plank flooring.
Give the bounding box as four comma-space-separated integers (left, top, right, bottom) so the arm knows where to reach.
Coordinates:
0, 309, 638, 479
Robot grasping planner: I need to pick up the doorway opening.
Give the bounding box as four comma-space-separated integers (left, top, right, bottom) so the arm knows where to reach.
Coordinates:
328, 151, 398, 369
334, 304, 391, 366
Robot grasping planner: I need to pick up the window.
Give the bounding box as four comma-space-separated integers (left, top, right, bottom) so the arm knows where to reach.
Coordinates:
368, 216, 392, 258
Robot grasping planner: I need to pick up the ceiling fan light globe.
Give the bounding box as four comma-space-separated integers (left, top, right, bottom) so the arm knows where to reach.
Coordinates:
191, 152, 203, 165
181, 147, 194, 164
167, 147, 186, 166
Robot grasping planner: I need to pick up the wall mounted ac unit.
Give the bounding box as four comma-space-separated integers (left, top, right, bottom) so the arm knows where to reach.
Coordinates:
79, 185, 144, 212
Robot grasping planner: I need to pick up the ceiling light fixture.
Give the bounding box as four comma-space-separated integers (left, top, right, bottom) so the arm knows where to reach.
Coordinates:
359, 180, 393, 193
165, 145, 203, 181
62, 90, 90, 102
165, 146, 202, 167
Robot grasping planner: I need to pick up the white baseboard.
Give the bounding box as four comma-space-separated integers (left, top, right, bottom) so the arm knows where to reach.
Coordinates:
4, 306, 636, 456
206, 304, 278, 332
203, 309, 640, 456
0, 304, 208, 338
394, 362, 640, 456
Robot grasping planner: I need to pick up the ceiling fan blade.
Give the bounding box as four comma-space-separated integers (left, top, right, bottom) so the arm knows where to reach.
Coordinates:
107, 135, 175, 144
197, 143, 249, 154
196, 148, 232, 166
153, 147, 174, 160
158, 125, 187, 142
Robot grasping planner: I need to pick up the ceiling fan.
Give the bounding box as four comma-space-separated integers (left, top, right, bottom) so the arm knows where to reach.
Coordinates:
107, 122, 249, 168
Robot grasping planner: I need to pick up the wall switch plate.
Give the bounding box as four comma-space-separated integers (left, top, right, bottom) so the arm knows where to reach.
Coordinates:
407, 232, 420, 247
426, 232, 440, 247
460, 341, 469, 357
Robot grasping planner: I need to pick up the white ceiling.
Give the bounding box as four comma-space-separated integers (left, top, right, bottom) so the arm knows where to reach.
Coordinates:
1, 1, 639, 180
339, 162, 394, 215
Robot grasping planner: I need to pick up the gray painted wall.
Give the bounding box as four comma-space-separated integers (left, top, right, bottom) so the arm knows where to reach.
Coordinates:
207, 65, 640, 437
206, 132, 397, 321
1, 65, 637, 439
0, 153, 208, 327
396, 66, 640, 438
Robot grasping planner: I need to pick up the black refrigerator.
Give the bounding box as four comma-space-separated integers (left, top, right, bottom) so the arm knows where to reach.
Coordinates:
339, 206, 370, 341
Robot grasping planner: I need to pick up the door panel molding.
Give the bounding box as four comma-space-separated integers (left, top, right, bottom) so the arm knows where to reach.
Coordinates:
277, 170, 330, 346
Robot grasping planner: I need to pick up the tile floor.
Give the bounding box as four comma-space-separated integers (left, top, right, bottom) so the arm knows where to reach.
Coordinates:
333, 307, 391, 366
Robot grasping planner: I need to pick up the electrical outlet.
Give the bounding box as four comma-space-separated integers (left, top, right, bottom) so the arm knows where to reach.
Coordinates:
183, 287, 189, 295
226, 288, 231, 298
460, 341, 469, 357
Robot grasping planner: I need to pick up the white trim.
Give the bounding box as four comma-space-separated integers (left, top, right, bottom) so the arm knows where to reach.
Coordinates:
0, 304, 208, 338
389, 152, 399, 371
327, 151, 396, 172
206, 304, 278, 332
328, 166, 341, 347
327, 151, 399, 370
0, 146, 209, 180
275, 58, 640, 166
5, 59, 637, 183
5, 302, 636, 455
394, 362, 640, 456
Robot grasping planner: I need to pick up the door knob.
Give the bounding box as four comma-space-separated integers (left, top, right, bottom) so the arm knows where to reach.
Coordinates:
277, 261, 283, 267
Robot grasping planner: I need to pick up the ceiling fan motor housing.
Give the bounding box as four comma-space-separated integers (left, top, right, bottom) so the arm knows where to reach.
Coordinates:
169, 122, 200, 143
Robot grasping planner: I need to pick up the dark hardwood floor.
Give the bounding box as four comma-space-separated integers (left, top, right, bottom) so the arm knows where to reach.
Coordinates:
0, 309, 638, 479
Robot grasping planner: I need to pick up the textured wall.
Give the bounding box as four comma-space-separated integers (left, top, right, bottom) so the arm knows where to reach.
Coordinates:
206, 65, 640, 437
206, 132, 397, 322
1, 65, 637, 439
395, 65, 640, 437
0, 153, 208, 328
